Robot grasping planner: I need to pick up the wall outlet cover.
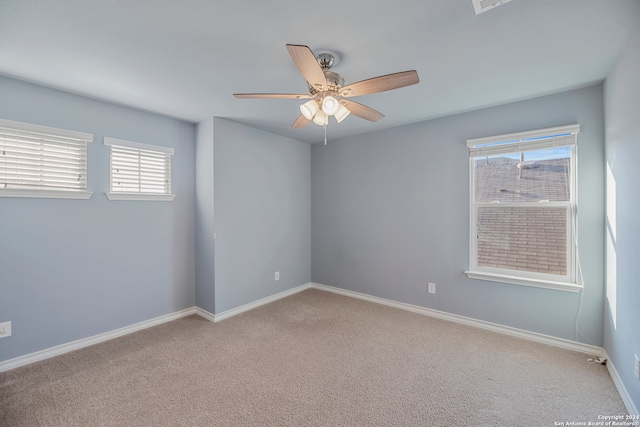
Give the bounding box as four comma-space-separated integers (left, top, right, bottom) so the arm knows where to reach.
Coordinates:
0, 321, 11, 338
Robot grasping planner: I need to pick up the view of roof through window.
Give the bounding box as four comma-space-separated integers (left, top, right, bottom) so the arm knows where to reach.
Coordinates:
474, 145, 571, 276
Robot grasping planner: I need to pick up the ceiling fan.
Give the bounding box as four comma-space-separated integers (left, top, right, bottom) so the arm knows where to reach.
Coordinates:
234, 44, 419, 131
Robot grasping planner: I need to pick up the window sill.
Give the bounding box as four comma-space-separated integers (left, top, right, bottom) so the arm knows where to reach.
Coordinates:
0, 189, 93, 199
465, 270, 582, 293
106, 193, 176, 201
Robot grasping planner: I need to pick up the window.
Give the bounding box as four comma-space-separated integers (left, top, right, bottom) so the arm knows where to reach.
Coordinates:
465, 124, 581, 292
104, 137, 175, 201
0, 118, 93, 199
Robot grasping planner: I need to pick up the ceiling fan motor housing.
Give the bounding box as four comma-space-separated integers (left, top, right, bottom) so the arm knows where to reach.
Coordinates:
309, 71, 344, 95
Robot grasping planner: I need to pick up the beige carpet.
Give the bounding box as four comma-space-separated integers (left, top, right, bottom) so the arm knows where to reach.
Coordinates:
0, 289, 627, 426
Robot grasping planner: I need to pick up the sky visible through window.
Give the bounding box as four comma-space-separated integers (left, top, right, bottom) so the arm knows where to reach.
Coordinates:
473, 133, 572, 161
500, 146, 570, 161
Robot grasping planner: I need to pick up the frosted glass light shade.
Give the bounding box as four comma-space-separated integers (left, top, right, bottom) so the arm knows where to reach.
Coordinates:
313, 109, 328, 126
322, 96, 339, 116
334, 104, 351, 123
300, 100, 319, 120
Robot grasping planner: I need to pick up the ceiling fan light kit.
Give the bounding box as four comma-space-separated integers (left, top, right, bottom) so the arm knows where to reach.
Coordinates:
321, 96, 340, 116
312, 109, 328, 126
234, 44, 420, 143
334, 104, 350, 123
300, 100, 319, 120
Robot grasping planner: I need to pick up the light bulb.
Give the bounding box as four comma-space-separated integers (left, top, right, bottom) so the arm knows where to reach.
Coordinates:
313, 109, 328, 126
300, 100, 319, 120
322, 96, 340, 116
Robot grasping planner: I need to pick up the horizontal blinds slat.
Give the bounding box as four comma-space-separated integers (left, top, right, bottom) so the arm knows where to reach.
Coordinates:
0, 141, 86, 153
5, 179, 85, 187
112, 161, 166, 168
0, 134, 89, 148
112, 179, 167, 187
111, 167, 166, 175
1, 171, 86, 181
1, 151, 85, 162
112, 169, 166, 177
111, 178, 164, 185
112, 159, 166, 166
1, 176, 86, 188
1, 151, 86, 163
3, 183, 85, 191
1, 135, 86, 145
112, 174, 168, 182
111, 153, 167, 162
112, 163, 168, 172
1, 157, 86, 168
1, 164, 86, 176
111, 181, 166, 187
2, 155, 86, 168
112, 181, 166, 187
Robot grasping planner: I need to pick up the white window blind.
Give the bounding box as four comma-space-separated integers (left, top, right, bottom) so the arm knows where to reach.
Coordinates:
104, 137, 175, 201
467, 124, 579, 157
0, 118, 93, 199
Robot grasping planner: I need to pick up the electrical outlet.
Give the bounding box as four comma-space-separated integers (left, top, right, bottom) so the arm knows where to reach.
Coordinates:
428, 282, 436, 294
275, 271, 280, 281
0, 321, 11, 338
634, 354, 639, 381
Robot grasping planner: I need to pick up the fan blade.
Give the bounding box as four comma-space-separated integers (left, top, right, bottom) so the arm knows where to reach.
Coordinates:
341, 100, 385, 122
234, 93, 312, 99
339, 70, 419, 97
286, 44, 327, 92
292, 114, 311, 128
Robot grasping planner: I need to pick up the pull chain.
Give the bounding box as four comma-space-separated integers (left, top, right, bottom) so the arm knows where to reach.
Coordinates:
324, 123, 327, 145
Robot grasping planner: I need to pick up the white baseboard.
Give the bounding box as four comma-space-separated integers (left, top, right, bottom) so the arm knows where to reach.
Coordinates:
195, 306, 216, 322
0, 307, 196, 373
310, 283, 604, 357
211, 283, 313, 322
604, 351, 639, 416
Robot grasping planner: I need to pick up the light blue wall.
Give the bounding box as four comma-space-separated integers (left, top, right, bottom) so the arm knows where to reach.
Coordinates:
604, 23, 640, 409
195, 117, 215, 314
0, 76, 196, 362
312, 85, 605, 345
212, 118, 311, 313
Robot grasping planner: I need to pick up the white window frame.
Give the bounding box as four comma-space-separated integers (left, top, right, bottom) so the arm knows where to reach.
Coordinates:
465, 124, 581, 292
104, 137, 176, 201
0, 118, 93, 199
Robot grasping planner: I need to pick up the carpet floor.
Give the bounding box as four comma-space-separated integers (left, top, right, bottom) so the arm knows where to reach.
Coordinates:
0, 288, 628, 426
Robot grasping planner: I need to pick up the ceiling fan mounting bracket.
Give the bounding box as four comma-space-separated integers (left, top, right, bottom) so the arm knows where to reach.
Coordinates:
315, 50, 340, 70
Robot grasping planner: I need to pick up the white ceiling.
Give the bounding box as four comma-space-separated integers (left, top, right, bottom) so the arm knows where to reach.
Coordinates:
1, 0, 638, 143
